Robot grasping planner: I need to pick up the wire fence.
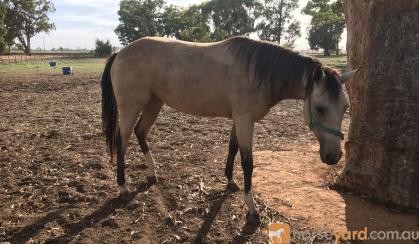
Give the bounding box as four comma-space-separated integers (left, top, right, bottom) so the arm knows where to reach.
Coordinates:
0, 53, 95, 64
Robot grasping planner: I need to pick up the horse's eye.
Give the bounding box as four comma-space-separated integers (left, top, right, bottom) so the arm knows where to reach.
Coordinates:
316, 106, 326, 114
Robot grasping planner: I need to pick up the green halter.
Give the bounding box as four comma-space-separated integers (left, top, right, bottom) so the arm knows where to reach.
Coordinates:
307, 96, 344, 140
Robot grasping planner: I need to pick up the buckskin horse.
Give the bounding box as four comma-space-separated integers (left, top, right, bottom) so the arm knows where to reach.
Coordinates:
100, 36, 357, 224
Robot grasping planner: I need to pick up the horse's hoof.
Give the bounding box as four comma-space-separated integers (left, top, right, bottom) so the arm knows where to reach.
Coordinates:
226, 181, 240, 192
118, 191, 130, 202
147, 176, 158, 184
246, 212, 261, 226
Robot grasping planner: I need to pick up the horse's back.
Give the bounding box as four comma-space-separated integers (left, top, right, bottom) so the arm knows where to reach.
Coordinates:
111, 37, 240, 118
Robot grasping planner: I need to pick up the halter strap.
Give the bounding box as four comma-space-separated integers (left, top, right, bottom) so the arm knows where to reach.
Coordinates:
307, 96, 344, 140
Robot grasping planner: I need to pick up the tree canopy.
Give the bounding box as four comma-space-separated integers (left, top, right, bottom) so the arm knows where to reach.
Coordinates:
302, 0, 345, 55
115, 0, 166, 45
0, 2, 7, 54
3, 0, 55, 55
116, 0, 304, 46
115, 0, 262, 44
161, 5, 211, 42
94, 39, 113, 57
257, 0, 301, 47
201, 0, 261, 41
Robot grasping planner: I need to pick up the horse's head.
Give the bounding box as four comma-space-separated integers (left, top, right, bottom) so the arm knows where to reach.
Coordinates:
303, 65, 358, 165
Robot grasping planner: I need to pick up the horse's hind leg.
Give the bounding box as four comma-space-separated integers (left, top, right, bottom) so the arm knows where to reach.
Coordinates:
134, 95, 163, 184
225, 123, 240, 191
117, 107, 143, 197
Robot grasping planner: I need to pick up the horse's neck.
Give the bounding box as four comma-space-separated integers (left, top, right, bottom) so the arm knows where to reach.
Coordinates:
272, 76, 307, 104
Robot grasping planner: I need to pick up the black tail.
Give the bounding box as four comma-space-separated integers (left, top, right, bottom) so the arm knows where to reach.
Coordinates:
101, 53, 118, 163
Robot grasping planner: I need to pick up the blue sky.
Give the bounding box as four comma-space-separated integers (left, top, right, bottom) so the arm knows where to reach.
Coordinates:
31, 0, 345, 51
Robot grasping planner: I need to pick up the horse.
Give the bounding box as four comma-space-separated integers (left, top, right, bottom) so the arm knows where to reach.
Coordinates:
100, 36, 357, 225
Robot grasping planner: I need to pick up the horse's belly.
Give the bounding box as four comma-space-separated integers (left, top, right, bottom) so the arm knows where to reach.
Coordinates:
159, 92, 232, 118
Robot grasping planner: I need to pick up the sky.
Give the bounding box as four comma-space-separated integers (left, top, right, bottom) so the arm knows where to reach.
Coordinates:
31, 0, 346, 51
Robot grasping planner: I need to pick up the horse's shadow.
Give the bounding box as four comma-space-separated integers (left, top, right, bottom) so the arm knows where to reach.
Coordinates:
193, 191, 259, 244
6, 182, 151, 244
7, 207, 70, 243
8, 183, 258, 243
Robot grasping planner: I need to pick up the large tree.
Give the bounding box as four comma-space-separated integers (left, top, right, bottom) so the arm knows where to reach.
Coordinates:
302, 0, 345, 55
162, 5, 211, 42
201, 0, 261, 41
257, 0, 301, 47
115, 0, 260, 44
338, 0, 419, 210
115, 0, 166, 45
0, 2, 6, 54
4, 0, 55, 55
4, 7, 18, 54
94, 39, 113, 57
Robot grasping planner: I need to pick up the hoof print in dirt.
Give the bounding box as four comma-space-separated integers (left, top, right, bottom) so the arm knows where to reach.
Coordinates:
246, 212, 261, 226
147, 176, 158, 185
226, 182, 240, 192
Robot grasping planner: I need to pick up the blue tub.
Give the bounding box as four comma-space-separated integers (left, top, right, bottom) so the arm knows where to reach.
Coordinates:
49, 61, 57, 67
62, 67, 73, 75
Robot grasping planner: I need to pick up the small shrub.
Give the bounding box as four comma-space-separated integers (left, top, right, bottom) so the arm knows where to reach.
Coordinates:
94, 39, 113, 57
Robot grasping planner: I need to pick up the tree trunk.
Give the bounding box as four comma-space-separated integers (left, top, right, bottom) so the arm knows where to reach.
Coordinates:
337, 0, 419, 210
323, 49, 330, 56
335, 39, 340, 55
26, 35, 31, 56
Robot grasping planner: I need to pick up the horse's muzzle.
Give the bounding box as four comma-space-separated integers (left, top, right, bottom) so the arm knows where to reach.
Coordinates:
321, 150, 342, 165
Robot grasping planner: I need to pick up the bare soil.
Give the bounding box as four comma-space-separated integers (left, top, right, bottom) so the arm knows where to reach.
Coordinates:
253, 148, 418, 244
0, 73, 416, 243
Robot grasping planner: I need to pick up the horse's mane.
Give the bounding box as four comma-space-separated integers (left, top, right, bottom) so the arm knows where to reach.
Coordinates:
224, 36, 341, 101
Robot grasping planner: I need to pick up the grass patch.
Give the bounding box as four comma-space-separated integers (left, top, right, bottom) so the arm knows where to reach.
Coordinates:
316, 55, 347, 70
0, 55, 347, 76
0, 58, 106, 75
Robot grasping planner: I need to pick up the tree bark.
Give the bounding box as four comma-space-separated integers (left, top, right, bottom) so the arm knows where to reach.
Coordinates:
338, 0, 419, 210
26, 35, 31, 56
335, 39, 339, 55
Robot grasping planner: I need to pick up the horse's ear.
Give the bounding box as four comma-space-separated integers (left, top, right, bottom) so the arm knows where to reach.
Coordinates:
312, 65, 324, 83
339, 68, 360, 83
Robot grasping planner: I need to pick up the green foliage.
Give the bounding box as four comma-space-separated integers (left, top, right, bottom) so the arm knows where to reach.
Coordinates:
115, 0, 306, 48
4, 3, 18, 53
115, 0, 166, 45
302, 0, 345, 55
115, 0, 262, 44
201, 0, 261, 41
0, 59, 105, 75
4, 0, 55, 55
257, 0, 300, 46
94, 39, 113, 57
0, 2, 7, 54
162, 5, 211, 42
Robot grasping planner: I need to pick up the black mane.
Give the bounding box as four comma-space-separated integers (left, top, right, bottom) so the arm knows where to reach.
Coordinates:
225, 36, 341, 102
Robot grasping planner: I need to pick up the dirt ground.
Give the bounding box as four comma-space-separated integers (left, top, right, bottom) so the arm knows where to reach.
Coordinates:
0, 72, 417, 243
253, 148, 418, 243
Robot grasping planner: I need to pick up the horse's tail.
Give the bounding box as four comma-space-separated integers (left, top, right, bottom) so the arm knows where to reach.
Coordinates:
101, 53, 118, 163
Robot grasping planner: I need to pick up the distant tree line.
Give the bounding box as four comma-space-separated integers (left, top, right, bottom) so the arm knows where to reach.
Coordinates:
115, 0, 345, 54
94, 39, 113, 57
115, 0, 302, 48
0, 0, 55, 55
0, 0, 344, 56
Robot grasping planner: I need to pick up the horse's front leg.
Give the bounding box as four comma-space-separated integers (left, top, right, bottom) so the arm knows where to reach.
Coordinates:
234, 118, 260, 225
